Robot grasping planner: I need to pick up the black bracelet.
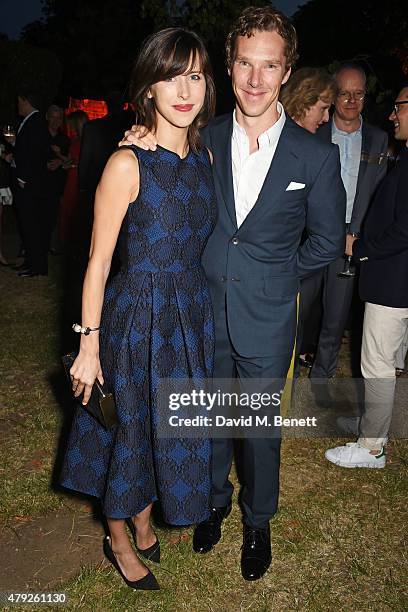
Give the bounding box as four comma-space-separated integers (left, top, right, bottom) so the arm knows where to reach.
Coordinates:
72, 323, 100, 335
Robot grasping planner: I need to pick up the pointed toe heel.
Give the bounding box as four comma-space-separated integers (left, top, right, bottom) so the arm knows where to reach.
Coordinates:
103, 536, 160, 590
126, 517, 161, 563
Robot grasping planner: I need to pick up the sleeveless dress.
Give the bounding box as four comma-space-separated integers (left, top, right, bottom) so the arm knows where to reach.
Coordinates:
60, 145, 216, 525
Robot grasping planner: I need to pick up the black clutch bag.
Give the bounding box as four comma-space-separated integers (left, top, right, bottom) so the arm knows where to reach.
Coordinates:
62, 352, 118, 430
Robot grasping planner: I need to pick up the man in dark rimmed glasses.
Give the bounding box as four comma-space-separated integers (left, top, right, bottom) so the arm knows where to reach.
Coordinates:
311, 62, 388, 381
326, 84, 408, 468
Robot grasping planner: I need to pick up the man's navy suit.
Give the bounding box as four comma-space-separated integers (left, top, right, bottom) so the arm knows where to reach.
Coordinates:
201, 114, 346, 528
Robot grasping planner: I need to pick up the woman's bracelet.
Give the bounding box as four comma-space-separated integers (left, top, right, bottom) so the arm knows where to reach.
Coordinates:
72, 323, 100, 335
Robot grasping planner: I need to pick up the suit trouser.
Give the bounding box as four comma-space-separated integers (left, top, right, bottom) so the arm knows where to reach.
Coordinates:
311, 256, 356, 378
294, 269, 324, 376
211, 299, 292, 529
395, 325, 408, 370
358, 302, 408, 451
43, 192, 62, 251
14, 186, 48, 274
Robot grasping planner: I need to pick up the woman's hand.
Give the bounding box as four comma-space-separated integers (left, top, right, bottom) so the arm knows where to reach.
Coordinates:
118, 125, 157, 150
70, 351, 104, 405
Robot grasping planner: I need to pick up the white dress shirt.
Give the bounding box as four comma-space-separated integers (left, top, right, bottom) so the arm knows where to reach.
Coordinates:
232, 102, 286, 228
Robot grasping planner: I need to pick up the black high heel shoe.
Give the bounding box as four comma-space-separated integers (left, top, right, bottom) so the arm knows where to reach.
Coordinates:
125, 517, 161, 563
103, 536, 160, 590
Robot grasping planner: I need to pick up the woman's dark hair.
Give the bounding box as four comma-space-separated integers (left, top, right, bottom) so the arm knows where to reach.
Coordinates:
130, 28, 216, 152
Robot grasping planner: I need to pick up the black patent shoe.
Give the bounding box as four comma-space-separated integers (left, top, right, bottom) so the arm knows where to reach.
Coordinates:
103, 536, 160, 590
298, 353, 314, 368
125, 518, 160, 563
241, 525, 272, 581
193, 502, 232, 554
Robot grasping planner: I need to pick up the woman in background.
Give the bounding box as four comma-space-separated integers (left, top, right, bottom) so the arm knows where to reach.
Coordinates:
281, 68, 337, 372
58, 110, 88, 244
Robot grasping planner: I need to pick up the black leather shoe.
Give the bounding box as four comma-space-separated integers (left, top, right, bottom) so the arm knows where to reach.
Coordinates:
18, 271, 47, 278
193, 502, 232, 553
103, 536, 160, 590
12, 262, 28, 271
241, 524, 272, 581
298, 353, 314, 368
125, 517, 160, 563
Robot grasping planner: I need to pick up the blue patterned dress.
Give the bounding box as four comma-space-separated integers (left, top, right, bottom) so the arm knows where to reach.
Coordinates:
60, 145, 216, 525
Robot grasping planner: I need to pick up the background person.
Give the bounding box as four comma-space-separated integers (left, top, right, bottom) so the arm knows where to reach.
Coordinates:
311, 63, 388, 381
58, 110, 88, 244
8, 91, 50, 277
326, 84, 408, 468
45, 105, 71, 253
280, 67, 337, 372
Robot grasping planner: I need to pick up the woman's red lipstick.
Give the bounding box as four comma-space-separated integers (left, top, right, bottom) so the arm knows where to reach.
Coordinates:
173, 104, 194, 112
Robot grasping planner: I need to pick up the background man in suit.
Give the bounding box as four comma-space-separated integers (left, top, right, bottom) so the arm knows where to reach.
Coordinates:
45, 105, 70, 253
10, 91, 50, 277
311, 64, 388, 380
326, 85, 408, 468
65, 93, 133, 330
122, 6, 345, 580
79, 92, 134, 213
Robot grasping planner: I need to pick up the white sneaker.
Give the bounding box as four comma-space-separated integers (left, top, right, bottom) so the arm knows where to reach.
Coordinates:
325, 442, 386, 469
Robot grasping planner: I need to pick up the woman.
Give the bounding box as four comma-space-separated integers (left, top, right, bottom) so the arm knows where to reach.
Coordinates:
281, 67, 335, 134
58, 110, 88, 244
59, 28, 216, 591
281, 68, 337, 371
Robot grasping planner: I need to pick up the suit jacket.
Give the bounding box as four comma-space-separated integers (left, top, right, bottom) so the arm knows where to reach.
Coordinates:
354, 147, 408, 308
317, 119, 388, 234
201, 114, 346, 358
14, 111, 50, 196
78, 110, 134, 195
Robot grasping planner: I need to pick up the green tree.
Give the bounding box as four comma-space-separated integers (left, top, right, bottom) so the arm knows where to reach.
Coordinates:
293, 0, 407, 86
0, 38, 61, 122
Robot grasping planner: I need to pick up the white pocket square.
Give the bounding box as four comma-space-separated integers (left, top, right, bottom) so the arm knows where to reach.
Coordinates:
286, 181, 305, 191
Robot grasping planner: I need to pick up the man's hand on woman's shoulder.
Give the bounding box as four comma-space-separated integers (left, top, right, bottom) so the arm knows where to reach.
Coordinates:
118, 125, 157, 151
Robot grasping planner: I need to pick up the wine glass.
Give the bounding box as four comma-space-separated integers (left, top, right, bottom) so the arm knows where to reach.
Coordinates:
3, 124, 16, 140
338, 255, 355, 277
338, 233, 358, 278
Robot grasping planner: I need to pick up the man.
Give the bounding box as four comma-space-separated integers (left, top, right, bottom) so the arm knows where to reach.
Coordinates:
79, 92, 134, 220
45, 105, 70, 252
66, 93, 133, 324
123, 6, 345, 580
10, 92, 50, 277
311, 64, 388, 380
326, 85, 408, 468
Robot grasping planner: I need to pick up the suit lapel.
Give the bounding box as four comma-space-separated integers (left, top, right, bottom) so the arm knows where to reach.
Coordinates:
355, 122, 371, 197
211, 116, 237, 229
237, 120, 299, 231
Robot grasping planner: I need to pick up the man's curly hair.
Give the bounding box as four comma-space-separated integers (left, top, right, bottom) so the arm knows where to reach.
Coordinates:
225, 6, 298, 71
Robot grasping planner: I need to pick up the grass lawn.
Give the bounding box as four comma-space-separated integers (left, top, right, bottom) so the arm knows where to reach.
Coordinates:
0, 256, 407, 611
